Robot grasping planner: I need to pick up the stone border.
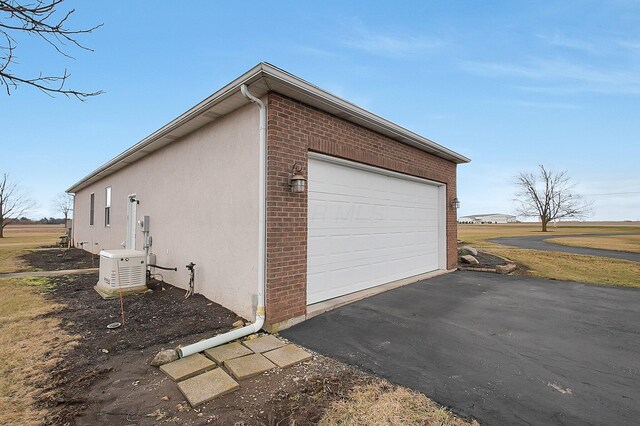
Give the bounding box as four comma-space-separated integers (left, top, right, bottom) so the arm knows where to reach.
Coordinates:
458, 263, 517, 274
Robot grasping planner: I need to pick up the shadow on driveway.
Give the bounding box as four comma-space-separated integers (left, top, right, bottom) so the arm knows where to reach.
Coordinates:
282, 272, 640, 425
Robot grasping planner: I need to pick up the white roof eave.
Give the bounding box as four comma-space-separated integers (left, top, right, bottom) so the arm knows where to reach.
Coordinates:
67, 63, 469, 193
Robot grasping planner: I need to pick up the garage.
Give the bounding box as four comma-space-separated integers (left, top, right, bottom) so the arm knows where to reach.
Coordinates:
307, 154, 447, 304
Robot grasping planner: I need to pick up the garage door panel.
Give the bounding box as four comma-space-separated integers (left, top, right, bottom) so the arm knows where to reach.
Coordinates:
309, 231, 436, 263
311, 244, 436, 270
307, 156, 444, 305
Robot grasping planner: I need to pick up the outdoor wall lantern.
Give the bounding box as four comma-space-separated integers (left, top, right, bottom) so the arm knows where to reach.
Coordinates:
290, 162, 307, 193
451, 197, 460, 209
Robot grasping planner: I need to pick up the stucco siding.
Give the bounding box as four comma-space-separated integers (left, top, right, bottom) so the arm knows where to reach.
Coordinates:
72, 103, 260, 320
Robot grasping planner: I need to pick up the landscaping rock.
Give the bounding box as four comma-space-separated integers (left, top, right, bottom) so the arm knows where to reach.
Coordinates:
150, 349, 179, 366
460, 255, 479, 265
459, 246, 478, 256
496, 263, 517, 274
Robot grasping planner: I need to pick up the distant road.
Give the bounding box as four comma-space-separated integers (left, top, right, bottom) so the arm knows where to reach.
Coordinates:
489, 233, 640, 262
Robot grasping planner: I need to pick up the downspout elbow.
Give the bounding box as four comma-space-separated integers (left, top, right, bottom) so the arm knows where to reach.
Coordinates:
241, 84, 265, 116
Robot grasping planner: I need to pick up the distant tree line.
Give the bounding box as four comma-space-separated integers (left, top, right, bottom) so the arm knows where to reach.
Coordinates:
10, 217, 67, 225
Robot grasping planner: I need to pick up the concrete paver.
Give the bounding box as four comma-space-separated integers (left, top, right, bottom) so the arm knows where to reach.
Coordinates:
224, 353, 276, 380
177, 368, 239, 407
242, 334, 285, 353
160, 353, 215, 381
263, 344, 312, 368
204, 341, 253, 364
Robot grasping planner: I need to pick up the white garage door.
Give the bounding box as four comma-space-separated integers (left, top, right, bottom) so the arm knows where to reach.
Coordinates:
307, 154, 446, 305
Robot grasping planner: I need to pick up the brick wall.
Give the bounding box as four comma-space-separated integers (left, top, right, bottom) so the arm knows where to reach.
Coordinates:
266, 92, 459, 326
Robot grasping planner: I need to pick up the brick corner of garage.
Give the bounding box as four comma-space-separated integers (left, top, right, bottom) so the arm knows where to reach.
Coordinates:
264, 91, 460, 326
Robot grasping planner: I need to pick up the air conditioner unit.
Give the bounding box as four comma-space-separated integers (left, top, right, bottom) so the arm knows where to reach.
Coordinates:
95, 249, 147, 299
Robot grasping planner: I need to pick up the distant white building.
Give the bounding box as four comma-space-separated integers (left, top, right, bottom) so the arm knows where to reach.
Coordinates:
458, 213, 518, 224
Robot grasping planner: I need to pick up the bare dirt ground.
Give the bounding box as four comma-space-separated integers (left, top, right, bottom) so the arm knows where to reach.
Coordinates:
36, 272, 243, 425
18, 250, 474, 425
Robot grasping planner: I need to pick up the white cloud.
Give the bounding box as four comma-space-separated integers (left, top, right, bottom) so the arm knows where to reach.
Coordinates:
463, 58, 640, 95
507, 100, 581, 109
291, 45, 342, 58
537, 34, 598, 54
617, 39, 640, 50
342, 21, 445, 57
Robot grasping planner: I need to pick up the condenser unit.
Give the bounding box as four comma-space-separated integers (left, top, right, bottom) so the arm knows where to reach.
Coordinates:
95, 249, 147, 299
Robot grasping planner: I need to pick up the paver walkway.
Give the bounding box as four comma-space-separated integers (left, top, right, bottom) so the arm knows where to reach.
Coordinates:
490, 233, 640, 262
159, 334, 311, 407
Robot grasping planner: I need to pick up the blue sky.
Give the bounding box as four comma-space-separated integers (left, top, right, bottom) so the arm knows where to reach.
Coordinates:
2, 0, 639, 221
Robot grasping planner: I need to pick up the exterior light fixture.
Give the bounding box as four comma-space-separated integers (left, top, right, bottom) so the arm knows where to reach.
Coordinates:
290, 162, 307, 193
451, 197, 460, 209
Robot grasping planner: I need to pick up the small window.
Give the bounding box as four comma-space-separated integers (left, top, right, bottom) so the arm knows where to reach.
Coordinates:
89, 193, 95, 226
105, 187, 111, 227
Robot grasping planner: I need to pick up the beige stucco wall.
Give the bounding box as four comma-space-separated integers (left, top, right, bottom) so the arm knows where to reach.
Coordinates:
72, 103, 260, 320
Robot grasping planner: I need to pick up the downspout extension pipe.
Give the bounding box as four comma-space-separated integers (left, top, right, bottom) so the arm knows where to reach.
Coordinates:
178, 84, 266, 358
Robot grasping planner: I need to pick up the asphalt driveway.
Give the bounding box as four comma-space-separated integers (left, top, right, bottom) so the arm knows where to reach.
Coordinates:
282, 272, 640, 425
489, 234, 640, 262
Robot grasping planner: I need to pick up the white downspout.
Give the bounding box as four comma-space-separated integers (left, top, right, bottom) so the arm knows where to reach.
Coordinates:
177, 84, 266, 358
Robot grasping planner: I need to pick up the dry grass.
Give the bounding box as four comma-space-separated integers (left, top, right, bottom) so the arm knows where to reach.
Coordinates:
484, 247, 640, 288
459, 223, 640, 248
0, 277, 77, 426
320, 381, 476, 426
547, 235, 640, 254
0, 225, 76, 425
459, 223, 640, 288
0, 225, 61, 273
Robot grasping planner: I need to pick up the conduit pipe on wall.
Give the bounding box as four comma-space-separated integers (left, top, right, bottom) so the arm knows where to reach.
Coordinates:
178, 84, 266, 358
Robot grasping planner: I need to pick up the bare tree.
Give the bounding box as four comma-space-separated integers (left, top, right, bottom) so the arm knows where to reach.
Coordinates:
514, 165, 593, 232
0, 0, 102, 99
0, 173, 36, 237
52, 191, 72, 224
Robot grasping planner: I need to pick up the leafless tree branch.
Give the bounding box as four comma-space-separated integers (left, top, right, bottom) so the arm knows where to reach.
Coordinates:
52, 191, 72, 223
0, 172, 37, 237
513, 165, 593, 231
0, 0, 102, 99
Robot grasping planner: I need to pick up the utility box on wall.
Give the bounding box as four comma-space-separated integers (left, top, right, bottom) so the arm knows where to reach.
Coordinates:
94, 249, 147, 299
